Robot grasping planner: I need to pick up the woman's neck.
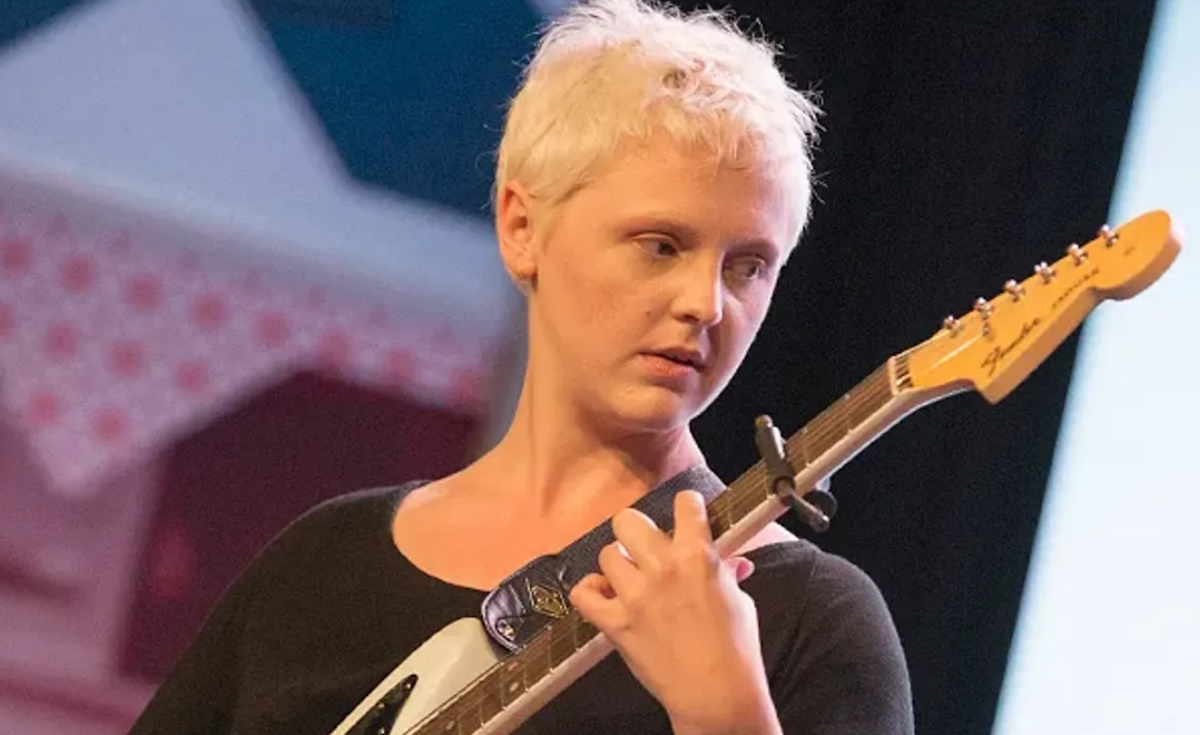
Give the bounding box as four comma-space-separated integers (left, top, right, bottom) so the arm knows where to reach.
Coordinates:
471, 371, 706, 521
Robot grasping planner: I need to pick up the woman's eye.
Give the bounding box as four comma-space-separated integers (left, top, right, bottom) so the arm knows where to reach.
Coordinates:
640, 239, 678, 258
727, 258, 767, 282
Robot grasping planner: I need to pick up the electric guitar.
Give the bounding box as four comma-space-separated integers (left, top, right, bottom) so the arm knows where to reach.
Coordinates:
330, 210, 1182, 735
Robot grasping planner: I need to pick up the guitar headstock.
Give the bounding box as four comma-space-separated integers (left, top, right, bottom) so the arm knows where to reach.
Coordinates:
904, 210, 1182, 403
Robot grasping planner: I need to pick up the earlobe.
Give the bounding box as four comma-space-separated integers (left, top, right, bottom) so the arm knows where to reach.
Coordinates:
495, 180, 538, 288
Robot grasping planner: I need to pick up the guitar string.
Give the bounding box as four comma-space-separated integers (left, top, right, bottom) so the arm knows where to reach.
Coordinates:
715, 368, 895, 528
404, 364, 901, 732
404, 613, 584, 734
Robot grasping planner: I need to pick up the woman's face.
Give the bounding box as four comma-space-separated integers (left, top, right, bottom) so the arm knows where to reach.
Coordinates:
500, 143, 792, 435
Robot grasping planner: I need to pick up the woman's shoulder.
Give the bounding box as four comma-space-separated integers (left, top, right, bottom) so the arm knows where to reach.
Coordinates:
298, 481, 426, 527
743, 538, 914, 731
743, 537, 888, 607
741, 535, 899, 643
249, 481, 428, 575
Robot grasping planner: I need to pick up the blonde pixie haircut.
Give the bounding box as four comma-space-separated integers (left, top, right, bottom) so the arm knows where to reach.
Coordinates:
495, 0, 821, 252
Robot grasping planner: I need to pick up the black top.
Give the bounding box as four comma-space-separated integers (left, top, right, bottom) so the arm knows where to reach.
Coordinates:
127, 484, 914, 735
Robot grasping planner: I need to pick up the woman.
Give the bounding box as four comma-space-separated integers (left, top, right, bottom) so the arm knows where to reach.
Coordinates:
128, 1, 913, 733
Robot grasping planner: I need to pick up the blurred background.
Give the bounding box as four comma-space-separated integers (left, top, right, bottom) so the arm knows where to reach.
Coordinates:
0, 1, 1194, 734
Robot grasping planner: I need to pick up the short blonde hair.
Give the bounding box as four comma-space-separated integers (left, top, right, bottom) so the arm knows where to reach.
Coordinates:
494, 0, 821, 250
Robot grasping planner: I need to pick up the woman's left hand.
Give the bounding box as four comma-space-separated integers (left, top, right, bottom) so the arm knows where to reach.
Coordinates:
569, 490, 782, 735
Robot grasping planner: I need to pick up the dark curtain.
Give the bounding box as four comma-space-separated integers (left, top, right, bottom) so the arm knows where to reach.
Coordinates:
683, 2, 1158, 733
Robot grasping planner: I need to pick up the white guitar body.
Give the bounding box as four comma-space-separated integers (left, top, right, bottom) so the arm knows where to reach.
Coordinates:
328, 618, 503, 735
329, 614, 618, 735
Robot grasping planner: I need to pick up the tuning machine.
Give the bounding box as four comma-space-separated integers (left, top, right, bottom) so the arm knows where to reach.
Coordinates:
1098, 223, 1118, 247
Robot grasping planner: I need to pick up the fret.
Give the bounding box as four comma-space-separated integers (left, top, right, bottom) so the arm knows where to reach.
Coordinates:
416, 615, 600, 735
720, 495, 745, 532
696, 474, 764, 547
719, 491, 737, 534
521, 633, 552, 684
704, 493, 724, 538
892, 352, 913, 390
797, 425, 814, 466
477, 672, 503, 725
805, 417, 837, 460
571, 614, 598, 649
782, 364, 893, 467
705, 491, 734, 539
455, 696, 483, 734
548, 618, 576, 667
783, 437, 807, 479
849, 382, 884, 425
708, 464, 766, 541
497, 658, 525, 708
734, 479, 767, 519
411, 615, 598, 735
415, 705, 461, 735
697, 362, 898, 544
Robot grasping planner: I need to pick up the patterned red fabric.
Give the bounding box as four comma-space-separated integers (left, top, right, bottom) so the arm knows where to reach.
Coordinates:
0, 206, 491, 496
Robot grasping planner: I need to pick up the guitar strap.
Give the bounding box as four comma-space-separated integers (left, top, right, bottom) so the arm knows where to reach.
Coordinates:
391, 466, 726, 652
476, 464, 727, 653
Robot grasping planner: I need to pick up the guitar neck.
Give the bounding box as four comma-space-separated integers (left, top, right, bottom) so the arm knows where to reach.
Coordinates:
407, 352, 964, 735
707, 352, 962, 555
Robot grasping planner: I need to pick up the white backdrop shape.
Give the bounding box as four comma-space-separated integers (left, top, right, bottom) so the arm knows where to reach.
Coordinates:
993, 1, 1199, 733
0, 0, 511, 338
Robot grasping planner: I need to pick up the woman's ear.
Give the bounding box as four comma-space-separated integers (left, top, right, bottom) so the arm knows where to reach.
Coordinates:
495, 180, 538, 291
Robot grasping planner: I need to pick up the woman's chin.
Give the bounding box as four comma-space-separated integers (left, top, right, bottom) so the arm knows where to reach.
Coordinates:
606, 389, 701, 433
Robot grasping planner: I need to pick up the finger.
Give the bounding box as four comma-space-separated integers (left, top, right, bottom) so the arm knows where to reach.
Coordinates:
598, 540, 643, 598
725, 555, 755, 583
569, 573, 625, 631
570, 572, 616, 600
672, 489, 714, 547
610, 507, 670, 570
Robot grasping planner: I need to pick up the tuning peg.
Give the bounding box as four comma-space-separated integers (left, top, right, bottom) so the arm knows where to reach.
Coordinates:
1099, 224, 1118, 247
943, 315, 963, 336
1067, 243, 1087, 265
1004, 279, 1025, 301
1035, 262, 1056, 283
974, 297, 993, 336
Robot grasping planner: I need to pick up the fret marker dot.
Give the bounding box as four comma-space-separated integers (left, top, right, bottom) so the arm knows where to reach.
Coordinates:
509, 682, 520, 693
